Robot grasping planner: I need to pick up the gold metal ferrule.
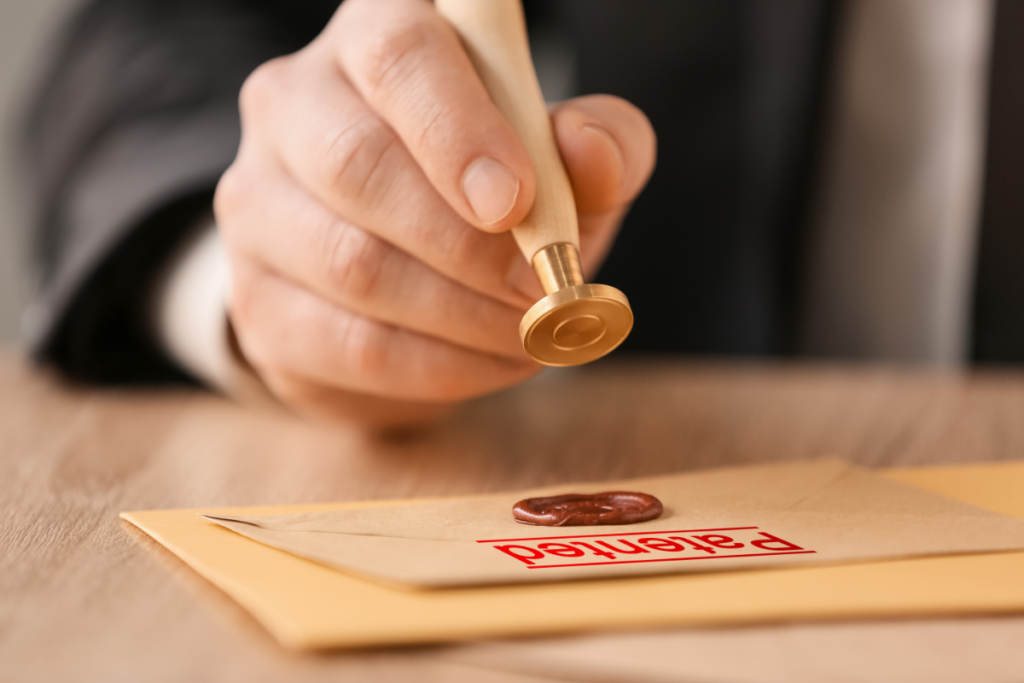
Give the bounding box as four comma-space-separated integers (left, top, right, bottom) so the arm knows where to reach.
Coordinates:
519, 243, 634, 367
531, 243, 585, 295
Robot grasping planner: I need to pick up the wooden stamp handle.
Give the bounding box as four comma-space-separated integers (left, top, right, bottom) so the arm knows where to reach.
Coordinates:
435, 0, 579, 262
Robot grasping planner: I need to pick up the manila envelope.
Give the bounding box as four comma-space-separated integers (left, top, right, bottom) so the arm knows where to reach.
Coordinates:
199, 460, 1024, 588
121, 459, 1024, 650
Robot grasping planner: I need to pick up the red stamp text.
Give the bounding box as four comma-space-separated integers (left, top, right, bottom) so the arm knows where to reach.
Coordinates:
478, 527, 814, 569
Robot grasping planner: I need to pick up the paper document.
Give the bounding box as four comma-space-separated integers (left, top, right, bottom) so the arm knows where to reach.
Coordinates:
203, 460, 1024, 588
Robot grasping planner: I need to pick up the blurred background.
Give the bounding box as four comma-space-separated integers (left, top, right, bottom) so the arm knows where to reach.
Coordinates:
0, 0, 573, 348
0, 0, 77, 343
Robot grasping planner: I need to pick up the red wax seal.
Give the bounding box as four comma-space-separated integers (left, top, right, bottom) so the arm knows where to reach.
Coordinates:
512, 491, 663, 526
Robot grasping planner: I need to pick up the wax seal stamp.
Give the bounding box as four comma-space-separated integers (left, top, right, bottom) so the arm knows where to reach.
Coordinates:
436, 0, 633, 368
512, 491, 663, 526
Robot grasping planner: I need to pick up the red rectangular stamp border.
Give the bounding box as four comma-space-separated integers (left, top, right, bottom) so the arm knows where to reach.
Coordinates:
525, 550, 817, 569
476, 526, 759, 544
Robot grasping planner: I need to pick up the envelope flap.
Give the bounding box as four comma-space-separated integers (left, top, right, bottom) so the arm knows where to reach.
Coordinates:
199, 460, 1024, 589
206, 460, 1011, 542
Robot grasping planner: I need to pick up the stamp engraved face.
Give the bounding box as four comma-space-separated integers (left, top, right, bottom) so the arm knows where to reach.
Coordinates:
552, 314, 607, 350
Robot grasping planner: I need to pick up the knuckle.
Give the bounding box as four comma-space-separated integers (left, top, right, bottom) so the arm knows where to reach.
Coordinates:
320, 113, 401, 202
411, 100, 451, 153
442, 222, 488, 275
262, 372, 346, 421
321, 222, 390, 302
239, 57, 290, 118
264, 372, 316, 411
226, 267, 260, 335
213, 163, 247, 226
361, 19, 434, 93
337, 316, 391, 378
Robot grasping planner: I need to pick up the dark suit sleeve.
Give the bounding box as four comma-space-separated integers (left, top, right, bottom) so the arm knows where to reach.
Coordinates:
21, 0, 338, 383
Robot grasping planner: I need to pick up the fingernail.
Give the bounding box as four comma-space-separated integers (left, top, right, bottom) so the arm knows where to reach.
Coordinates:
462, 157, 520, 226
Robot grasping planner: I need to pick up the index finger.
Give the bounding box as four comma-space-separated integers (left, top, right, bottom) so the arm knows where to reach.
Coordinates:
328, 0, 536, 232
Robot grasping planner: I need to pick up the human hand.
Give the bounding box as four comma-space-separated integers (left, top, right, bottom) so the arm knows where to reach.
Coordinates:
214, 0, 656, 430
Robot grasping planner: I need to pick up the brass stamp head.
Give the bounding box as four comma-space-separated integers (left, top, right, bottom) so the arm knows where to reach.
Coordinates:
520, 244, 633, 366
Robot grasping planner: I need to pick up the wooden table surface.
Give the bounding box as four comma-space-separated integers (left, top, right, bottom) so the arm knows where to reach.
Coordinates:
3, 348, 1024, 682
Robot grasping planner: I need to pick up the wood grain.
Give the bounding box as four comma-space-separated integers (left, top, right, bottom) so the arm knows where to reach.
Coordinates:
2, 348, 1023, 682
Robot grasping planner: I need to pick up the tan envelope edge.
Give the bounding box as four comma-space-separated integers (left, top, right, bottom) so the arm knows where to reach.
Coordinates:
120, 462, 1024, 650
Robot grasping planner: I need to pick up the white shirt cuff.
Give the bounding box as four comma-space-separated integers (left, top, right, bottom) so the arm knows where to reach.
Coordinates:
151, 215, 280, 410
